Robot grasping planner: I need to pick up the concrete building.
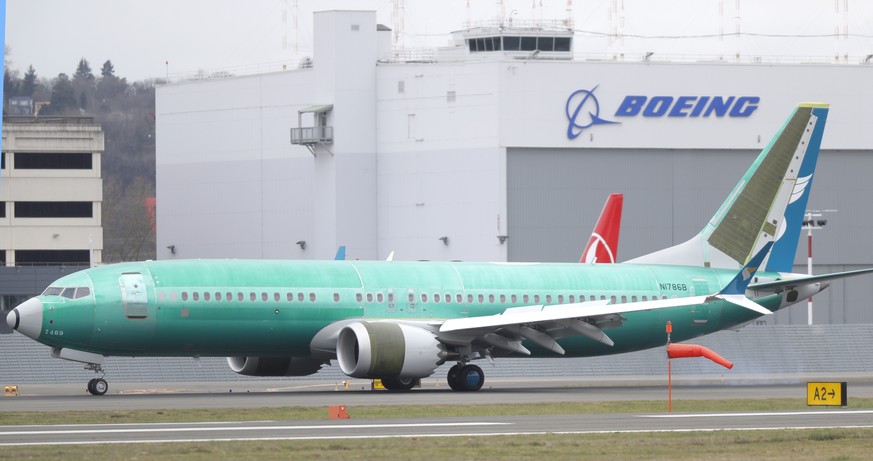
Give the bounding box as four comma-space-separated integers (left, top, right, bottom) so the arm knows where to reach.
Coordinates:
156, 10, 873, 325
0, 116, 104, 328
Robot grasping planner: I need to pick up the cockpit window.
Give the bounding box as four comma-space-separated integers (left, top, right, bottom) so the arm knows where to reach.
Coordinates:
42, 286, 92, 299
43, 287, 64, 296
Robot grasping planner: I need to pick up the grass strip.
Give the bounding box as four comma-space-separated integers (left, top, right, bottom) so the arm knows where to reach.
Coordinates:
3, 429, 873, 461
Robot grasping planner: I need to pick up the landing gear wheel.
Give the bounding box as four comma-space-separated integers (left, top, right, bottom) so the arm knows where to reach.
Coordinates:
447, 364, 462, 391
88, 378, 108, 396
381, 377, 418, 391
456, 364, 484, 391
447, 364, 484, 391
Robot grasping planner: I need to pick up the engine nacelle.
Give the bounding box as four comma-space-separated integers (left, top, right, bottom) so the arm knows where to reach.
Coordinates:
226, 356, 324, 377
336, 322, 446, 379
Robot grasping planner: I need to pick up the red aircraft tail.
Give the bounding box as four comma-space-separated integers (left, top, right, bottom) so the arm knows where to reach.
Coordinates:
580, 193, 623, 264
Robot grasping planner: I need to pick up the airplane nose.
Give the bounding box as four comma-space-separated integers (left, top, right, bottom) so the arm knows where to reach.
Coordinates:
7, 297, 43, 340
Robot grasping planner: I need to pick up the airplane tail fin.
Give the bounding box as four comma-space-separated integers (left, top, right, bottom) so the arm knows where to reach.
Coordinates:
581, 193, 623, 263
628, 103, 829, 269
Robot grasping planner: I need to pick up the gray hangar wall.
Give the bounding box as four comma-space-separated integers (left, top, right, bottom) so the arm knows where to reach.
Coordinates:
506, 147, 873, 325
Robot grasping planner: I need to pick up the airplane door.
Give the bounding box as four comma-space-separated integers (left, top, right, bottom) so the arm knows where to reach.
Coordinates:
94, 271, 156, 352
690, 279, 720, 325
120, 273, 149, 319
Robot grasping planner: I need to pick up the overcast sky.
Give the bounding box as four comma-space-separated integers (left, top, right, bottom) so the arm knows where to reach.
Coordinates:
6, 0, 873, 82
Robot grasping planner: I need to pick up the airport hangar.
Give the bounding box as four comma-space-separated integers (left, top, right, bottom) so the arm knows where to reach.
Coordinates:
156, 10, 873, 328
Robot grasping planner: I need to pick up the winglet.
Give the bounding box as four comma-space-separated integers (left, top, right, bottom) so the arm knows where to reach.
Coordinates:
334, 246, 347, 261
710, 241, 774, 315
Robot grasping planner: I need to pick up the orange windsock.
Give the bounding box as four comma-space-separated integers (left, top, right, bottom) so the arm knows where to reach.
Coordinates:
667, 343, 733, 369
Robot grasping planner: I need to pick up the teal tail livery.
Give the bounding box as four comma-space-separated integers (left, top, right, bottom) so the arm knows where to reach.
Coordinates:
765, 104, 829, 272
628, 103, 829, 271
8, 104, 873, 395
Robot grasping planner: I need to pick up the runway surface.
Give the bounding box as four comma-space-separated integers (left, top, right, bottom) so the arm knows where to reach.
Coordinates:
3, 410, 873, 446
5, 377, 873, 412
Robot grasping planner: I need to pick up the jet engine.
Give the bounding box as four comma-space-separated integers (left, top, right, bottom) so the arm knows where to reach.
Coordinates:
336, 321, 446, 379
226, 356, 324, 377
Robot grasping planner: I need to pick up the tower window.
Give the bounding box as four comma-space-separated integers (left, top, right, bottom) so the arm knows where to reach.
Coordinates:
14, 152, 92, 170
15, 201, 93, 218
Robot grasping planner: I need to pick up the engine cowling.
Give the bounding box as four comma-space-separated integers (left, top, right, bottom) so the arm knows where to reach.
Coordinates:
336, 321, 446, 379
226, 356, 324, 377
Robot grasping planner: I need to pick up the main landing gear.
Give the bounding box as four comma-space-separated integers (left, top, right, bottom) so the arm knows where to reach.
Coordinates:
380, 376, 419, 391
447, 363, 484, 391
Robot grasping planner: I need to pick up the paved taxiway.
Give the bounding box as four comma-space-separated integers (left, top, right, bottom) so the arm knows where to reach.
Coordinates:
3, 410, 873, 446
5, 377, 873, 412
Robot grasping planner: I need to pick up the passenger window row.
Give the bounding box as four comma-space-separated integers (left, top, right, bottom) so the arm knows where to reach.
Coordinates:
356, 291, 669, 305
157, 290, 318, 303
152, 289, 673, 306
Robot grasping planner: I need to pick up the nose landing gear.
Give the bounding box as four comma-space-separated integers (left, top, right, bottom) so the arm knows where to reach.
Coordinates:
84, 362, 108, 396
87, 377, 108, 396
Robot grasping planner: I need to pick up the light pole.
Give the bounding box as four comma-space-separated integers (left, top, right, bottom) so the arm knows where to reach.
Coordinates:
802, 210, 836, 325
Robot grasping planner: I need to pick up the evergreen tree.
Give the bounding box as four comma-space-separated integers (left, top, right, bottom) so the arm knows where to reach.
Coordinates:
3, 69, 19, 114
45, 73, 77, 115
101, 60, 115, 78
72, 58, 96, 111
96, 59, 128, 108
3, 69, 20, 97
73, 58, 94, 81
21, 65, 37, 97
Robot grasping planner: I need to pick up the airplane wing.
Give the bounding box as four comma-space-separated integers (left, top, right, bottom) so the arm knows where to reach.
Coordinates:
436, 242, 774, 355
749, 267, 873, 293
438, 296, 710, 352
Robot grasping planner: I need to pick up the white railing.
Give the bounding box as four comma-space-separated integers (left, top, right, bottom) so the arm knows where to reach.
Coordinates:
290, 126, 333, 145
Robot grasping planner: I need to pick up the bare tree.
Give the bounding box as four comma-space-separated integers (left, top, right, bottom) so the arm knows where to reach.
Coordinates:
102, 176, 156, 262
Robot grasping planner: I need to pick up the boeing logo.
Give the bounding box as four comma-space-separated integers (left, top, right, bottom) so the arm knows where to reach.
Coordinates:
565, 85, 618, 139
615, 96, 760, 118
566, 88, 761, 139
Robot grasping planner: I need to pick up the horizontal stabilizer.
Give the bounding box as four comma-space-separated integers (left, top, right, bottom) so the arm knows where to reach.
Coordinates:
749, 267, 873, 293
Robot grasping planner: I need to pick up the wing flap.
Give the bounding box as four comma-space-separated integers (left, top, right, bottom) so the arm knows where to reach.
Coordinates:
437, 296, 713, 351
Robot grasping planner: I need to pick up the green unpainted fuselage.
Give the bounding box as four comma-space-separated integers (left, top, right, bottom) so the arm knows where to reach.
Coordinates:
36, 259, 778, 359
